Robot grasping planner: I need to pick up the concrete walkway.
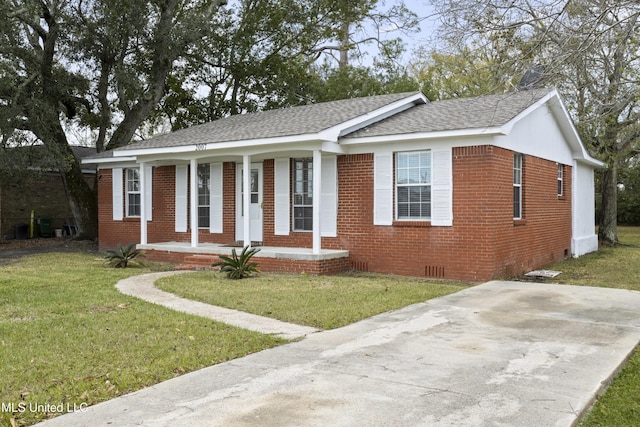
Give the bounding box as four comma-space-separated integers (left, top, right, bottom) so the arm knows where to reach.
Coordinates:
36, 280, 640, 427
115, 271, 319, 340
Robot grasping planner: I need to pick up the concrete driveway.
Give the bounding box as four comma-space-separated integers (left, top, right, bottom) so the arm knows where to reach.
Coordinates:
36, 280, 640, 426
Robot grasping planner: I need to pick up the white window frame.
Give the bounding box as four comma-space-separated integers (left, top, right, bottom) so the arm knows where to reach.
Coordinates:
126, 168, 141, 218
292, 158, 313, 231
197, 163, 210, 228
557, 163, 563, 197
395, 151, 432, 221
514, 153, 523, 219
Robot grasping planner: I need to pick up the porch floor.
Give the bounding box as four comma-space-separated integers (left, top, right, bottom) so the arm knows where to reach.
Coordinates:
137, 242, 349, 261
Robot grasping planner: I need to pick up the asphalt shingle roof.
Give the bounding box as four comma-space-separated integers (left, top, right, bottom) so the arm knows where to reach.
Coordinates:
117, 92, 419, 151
345, 89, 552, 139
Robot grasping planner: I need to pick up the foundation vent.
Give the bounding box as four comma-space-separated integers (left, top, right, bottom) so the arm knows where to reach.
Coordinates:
425, 265, 445, 278
351, 260, 369, 272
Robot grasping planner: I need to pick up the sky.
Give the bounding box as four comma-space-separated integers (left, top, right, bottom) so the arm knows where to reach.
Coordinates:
361, 1, 440, 66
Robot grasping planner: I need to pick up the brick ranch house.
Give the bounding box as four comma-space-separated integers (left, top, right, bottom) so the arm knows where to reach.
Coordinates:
84, 89, 603, 281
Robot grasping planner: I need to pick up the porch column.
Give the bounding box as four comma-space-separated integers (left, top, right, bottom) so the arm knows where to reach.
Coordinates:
313, 150, 322, 254
190, 158, 199, 248
243, 154, 251, 248
139, 162, 147, 245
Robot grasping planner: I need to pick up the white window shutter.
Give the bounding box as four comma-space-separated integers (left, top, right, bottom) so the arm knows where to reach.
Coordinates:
112, 168, 123, 221
274, 158, 290, 235
144, 166, 153, 221
210, 163, 223, 233
320, 155, 338, 237
374, 152, 393, 225
431, 148, 453, 226
175, 164, 188, 232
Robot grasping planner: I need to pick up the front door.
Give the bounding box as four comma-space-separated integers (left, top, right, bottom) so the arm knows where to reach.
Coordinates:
236, 163, 263, 243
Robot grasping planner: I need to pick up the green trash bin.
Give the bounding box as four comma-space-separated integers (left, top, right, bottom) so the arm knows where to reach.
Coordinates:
37, 218, 52, 237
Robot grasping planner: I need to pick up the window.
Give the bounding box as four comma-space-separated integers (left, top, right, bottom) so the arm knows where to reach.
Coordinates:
126, 168, 141, 217
198, 164, 210, 228
513, 153, 523, 219
293, 158, 313, 231
557, 163, 563, 196
396, 151, 431, 220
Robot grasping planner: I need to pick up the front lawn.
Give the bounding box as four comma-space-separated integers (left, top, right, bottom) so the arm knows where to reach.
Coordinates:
0, 251, 467, 426
0, 252, 285, 427
156, 272, 468, 329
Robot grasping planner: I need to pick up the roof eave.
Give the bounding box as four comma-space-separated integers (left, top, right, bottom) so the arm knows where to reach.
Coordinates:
340, 127, 504, 145
112, 133, 331, 158
82, 155, 137, 165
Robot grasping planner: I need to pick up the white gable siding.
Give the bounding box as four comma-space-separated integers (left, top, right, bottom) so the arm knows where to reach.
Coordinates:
495, 104, 574, 164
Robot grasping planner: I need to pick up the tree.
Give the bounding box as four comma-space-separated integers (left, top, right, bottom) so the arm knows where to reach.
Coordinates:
617, 157, 640, 226
311, 0, 419, 68
154, 0, 421, 127
409, 46, 515, 100
427, 0, 640, 243
0, 0, 228, 238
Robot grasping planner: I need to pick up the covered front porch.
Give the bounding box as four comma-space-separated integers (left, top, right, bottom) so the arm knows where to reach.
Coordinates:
138, 241, 351, 275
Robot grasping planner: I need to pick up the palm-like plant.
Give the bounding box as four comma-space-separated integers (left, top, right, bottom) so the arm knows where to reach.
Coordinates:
212, 246, 260, 279
105, 243, 145, 268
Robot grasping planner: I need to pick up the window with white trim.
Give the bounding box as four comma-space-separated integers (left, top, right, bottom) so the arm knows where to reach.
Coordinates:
514, 153, 523, 219
396, 151, 432, 220
293, 158, 313, 231
557, 163, 563, 196
198, 164, 210, 228
126, 168, 141, 217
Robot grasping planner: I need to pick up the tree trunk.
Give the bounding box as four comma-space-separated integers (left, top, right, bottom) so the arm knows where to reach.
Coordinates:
40, 127, 99, 240
598, 164, 618, 244
338, 21, 350, 68
59, 159, 98, 240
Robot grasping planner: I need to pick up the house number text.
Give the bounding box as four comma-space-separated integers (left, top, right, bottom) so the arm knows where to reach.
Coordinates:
195, 144, 206, 151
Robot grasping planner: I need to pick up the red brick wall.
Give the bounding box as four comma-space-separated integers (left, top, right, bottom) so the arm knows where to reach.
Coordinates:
98, 146, 572, 280
99, 164, 237, 251
320, 147, 571, 281
2, 171, 94, 239
98, 168, 140, 249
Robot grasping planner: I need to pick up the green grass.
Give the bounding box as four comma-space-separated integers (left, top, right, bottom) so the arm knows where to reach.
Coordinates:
3, 227, 639, 426
550, 226, 640, 290
156, 272, 468, 329
544, 226, 640, 426
0, 253, 285, 427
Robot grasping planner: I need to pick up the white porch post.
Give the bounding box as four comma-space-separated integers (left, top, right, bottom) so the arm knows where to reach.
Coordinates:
139, 162, 147, 245
243, 155, 251, 248
190, 158, 199, 248
312, 150, 322, 254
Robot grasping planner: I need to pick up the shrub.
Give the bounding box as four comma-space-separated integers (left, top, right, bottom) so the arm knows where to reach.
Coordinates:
105, 243, 145, 268
212, 246, 260, 279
